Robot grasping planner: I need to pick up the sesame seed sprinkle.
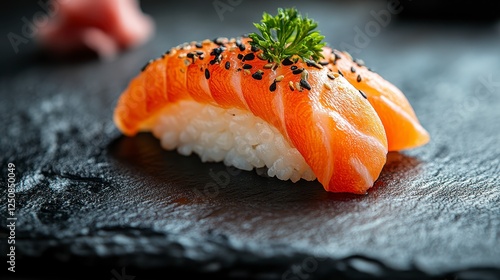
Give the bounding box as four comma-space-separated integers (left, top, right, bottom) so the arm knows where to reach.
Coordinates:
300, 79, 311, 90
305, 59, 322, 69
141, 59, 153, 72
214, 37, 227, 45
359, 90, 367, 99
295, 81, 302, 92
252, 71, 263, 80
236, 40, 245, 51
225, 61, 230, 70
301, 69, 309, 80
350, 66, 356, 73
357, 74, 362, 82
243, 53, 255, 61
205, 68, 210, 79
282, 58, 293, 66
269, 81, 277, 92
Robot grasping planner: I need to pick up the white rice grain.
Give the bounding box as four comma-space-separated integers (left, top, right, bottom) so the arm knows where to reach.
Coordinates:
152, 100, 316, 183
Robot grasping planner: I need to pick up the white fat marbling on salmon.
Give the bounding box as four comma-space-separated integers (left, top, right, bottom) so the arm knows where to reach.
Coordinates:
230, 73, 249, 110
349, 156, 374, 188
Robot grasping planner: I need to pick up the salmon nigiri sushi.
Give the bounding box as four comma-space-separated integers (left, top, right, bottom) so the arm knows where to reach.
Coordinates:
113, 8, 429, 194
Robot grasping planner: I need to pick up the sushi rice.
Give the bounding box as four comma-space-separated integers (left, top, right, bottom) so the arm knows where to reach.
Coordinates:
152, 100, 316, 183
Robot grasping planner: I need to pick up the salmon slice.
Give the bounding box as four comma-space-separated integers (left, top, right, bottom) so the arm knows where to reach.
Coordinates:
113, 38, 389, 193
321, 48, 430, 151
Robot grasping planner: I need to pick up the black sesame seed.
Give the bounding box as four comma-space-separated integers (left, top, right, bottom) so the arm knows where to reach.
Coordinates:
334, 52, 341, 60
205, 68, 210, 79
300, 79, 311, 90
164, 50, 171, 56
319, 61, 329, 66
243, 64, 252, 69
237, 54, 243, 60
291, 65, 298, 71
270, 81, 277, 92
252, 72, 263, 80
225, 61, 231, 70
292, 68, 304, 75
305, 59, 322, 69
187, 52, 194, 58
327, 73, 336, 80
357, 74, 362, 82
213, 37, 225, 45
236, 41, 245, 51
140, 59, 153, 72
251, 45, 259, 52
210, 47, 225, 56
195, 42, 202, 48
196, 51, 204, 56
359, 90, 367, 99
282, 58, 293, 66
350, 66, 356, 73
338, 70, 344, 77
209, 59, 216, 65
243, 53, 255, 61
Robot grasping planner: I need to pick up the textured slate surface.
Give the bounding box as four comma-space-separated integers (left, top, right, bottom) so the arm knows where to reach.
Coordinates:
1, 1, 500, 279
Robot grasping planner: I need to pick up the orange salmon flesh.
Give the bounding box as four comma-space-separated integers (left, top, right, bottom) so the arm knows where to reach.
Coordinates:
113, 37, 429, 193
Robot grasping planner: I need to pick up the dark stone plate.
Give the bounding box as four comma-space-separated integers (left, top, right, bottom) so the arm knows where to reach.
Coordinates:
1, 1, 499, 279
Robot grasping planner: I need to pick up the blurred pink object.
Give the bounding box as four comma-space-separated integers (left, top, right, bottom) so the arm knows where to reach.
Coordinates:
37, 0, 155, 59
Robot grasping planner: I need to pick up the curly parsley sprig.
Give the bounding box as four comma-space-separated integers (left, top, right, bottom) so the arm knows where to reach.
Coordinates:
249, 8, 326, 64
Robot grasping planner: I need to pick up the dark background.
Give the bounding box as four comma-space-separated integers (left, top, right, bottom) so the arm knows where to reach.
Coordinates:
1, 1, 500, 280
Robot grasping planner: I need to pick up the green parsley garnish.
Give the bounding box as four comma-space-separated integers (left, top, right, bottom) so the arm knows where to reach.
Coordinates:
249, 7, 326, 64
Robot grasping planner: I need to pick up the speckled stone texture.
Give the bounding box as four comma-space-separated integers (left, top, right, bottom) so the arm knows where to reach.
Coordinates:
1, 1, 499, 279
